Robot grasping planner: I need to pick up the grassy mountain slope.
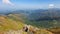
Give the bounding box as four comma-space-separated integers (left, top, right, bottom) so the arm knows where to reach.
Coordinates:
0, 14, 54, 34
0, 15, 24, 31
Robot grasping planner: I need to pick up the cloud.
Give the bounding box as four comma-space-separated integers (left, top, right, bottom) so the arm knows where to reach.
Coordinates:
49, 4, 55, 8
2, 0, 14, 6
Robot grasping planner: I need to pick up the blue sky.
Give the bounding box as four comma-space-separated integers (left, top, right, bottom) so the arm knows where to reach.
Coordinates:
0, 0, 60, 10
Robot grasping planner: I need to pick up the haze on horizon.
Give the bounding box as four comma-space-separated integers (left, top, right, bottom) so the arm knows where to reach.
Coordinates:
0, 0, 60, 10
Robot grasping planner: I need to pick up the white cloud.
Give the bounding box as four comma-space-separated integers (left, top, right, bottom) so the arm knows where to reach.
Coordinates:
2, 0, 14, 6
49, 4, 55, 8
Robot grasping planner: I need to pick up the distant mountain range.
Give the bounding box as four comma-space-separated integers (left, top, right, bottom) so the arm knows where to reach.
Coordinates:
28, 8, 60, 20
0, 8, 60, 20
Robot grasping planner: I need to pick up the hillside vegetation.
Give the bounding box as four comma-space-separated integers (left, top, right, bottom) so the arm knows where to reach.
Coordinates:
0, 14, 60, 34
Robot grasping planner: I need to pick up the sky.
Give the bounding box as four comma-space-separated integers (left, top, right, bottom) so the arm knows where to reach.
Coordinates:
0, 0, 60, 10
